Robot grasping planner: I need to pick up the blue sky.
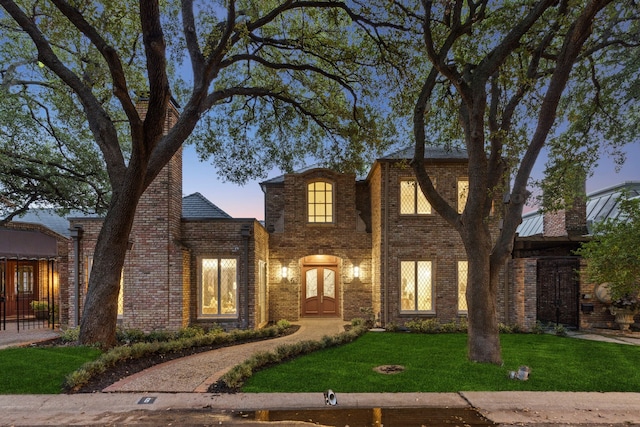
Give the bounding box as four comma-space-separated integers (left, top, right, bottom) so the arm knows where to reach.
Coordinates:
182, 141, 640, 220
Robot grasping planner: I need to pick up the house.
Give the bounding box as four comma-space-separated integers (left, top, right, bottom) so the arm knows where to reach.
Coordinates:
0, 211, 69, 327
3, 101, 634, 334
63, 141, 492, 332
514, 181, 640, 330
51, 102, 506, 333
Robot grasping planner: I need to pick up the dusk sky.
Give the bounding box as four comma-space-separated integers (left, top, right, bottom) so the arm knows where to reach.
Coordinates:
182, 141, 640, 221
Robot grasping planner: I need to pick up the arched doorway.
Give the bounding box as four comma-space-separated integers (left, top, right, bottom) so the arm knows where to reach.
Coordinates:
301, 255, 339, 317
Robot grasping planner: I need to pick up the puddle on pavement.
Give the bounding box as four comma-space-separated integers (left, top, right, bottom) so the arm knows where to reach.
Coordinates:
235, 407, 496, 426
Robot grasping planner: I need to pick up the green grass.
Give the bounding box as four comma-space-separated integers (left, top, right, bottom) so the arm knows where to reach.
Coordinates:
0, 346, 102, 394
242, 333, 640, 393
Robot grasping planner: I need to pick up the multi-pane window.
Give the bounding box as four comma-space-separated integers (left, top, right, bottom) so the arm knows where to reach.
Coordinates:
308, 181, 334, 223
400, 180, 431, 215
117, 270, 124, 317
458, 178, 469, 214
458, 261, 468, 313
14, 265, 34, 293
400, 261, 433, 312
200, 258, 238, 317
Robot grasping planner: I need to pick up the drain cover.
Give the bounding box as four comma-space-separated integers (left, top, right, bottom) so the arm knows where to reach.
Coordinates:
373, 364, 405, 374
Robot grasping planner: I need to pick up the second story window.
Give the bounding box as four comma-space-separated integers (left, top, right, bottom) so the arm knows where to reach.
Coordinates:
400, 180, 431, 215
308, 181, 334, 223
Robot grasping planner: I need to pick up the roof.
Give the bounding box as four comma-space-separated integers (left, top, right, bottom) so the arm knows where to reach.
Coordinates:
260, 144, 468, 187
0, 228, 58, 259
379, 145, 468, 161
182, 192, 231, 219
11, 193, 231, 237
15, 208, 76, 237
518, 181, 640, 237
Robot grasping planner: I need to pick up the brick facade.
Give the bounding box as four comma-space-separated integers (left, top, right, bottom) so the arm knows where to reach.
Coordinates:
265, 169, 372, 322
181, 219, 269, 329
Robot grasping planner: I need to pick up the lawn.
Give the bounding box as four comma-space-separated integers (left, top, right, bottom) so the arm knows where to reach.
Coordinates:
0, 346, 102, 394
242, 332, 640, 393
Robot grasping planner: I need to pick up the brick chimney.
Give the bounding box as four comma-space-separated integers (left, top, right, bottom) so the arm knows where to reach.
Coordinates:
126, 97, 186, 332
543, 171, 588, 237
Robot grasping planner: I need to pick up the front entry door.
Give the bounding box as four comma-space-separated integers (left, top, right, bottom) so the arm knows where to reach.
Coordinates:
303, 265, 338, 316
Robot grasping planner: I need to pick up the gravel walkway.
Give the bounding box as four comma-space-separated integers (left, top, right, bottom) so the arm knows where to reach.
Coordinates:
103, 318, 348, 393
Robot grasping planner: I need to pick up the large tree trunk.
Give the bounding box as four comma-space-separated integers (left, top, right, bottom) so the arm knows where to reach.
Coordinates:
78, 178, 144, 348
463, 219, 502, 364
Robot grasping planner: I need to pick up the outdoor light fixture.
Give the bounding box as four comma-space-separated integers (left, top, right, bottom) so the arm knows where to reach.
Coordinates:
281, 266, 288, 279
324, 389, 338, 406
353, 265, 360, 278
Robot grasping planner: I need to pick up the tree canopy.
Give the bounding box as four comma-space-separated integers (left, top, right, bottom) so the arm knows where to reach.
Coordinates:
0, 0, 396, 224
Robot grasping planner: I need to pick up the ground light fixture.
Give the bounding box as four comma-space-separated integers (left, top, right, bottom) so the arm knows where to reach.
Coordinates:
324, 389, 337, 405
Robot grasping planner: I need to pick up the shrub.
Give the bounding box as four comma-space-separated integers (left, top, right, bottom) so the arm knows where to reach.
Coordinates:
358, 306, 375, 328
65, 322, 292, 391
176, 325, 206, 339
553, 324, 568, 337
405, 318, 440, 333
276, 319, 291, 330
60, 326, 80, 343
531, 321, 546, 334
385, 322, 400, 332
117, 328, 146, 344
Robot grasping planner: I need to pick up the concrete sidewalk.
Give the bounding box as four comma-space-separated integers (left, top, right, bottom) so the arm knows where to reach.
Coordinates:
0, 391, 639, 425
2, 322, 640, 425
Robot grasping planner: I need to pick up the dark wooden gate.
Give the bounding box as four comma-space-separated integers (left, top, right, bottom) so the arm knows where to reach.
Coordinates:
536, 257, 580, 327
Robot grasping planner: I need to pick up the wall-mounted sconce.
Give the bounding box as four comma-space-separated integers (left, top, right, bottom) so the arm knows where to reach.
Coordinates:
281, 265, 288, 279
353, 265, 360, 278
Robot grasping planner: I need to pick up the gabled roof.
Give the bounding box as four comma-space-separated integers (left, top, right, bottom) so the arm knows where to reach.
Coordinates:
379, 145, 468, 161
182, 192, 231, 219
12, 193, 231, 236
15, 208, 77, 238
518, 181, 640, 237
260, 145, 469, 188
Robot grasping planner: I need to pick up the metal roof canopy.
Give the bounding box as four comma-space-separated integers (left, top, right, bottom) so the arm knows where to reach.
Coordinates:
0, 228, 58, 259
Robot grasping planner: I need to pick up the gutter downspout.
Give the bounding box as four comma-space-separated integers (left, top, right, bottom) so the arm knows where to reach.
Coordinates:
383, 162, 390, 326
69, 226, 83, 327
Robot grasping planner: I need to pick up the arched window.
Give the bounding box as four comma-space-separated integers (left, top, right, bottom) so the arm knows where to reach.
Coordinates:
307, 181, 334, 223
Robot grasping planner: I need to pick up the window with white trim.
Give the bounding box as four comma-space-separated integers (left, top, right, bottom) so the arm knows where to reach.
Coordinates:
200, 257, 238, 317
308, 181, 334, 223
400, 260, 433, 312
458, 261, 468, 313
400, 179, 432, 215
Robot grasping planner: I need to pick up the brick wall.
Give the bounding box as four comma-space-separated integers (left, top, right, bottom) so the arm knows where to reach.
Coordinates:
577, 259, 626, 329
507, 258, 538, 330
266, 168, 373, 322
181, 218, 268, 330
67, 218, 102, 327
68, 101, 187, 332
123, 103, 184, 332
369, 163, 383, 324
379, 161, 471, 325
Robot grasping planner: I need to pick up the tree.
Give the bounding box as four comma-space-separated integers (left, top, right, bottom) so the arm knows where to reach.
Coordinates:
346, 1, 639, 363
575, 196, 640, 305
0, 0, 392, 347
0, 86, 110, 224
